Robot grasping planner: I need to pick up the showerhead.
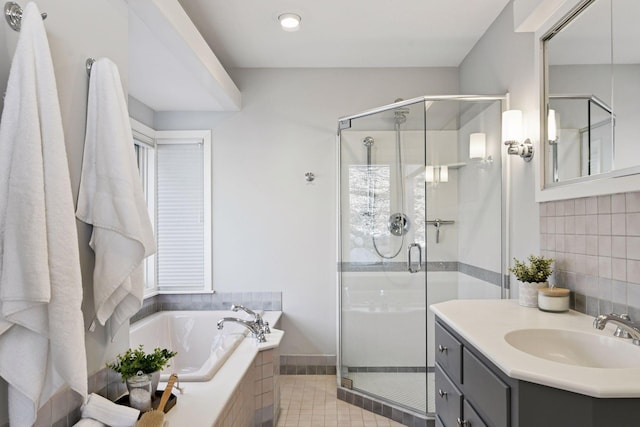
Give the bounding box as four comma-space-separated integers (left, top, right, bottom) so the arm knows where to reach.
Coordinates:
394, 109, 408, 124
392, 98, 409, 124
363, 136, 374, 147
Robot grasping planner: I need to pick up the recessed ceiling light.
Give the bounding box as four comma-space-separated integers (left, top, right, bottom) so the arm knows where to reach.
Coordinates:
278, 13, 301, 32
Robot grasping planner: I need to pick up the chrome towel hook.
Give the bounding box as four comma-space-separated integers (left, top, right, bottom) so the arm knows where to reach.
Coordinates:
4, 2, 47, 32
86, 58, 96, 76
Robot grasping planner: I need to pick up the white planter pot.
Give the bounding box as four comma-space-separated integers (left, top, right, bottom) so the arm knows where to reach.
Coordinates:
518, 281, 548, 307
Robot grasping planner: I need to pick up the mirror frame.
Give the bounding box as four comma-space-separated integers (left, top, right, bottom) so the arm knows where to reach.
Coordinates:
536, 0, 640, 202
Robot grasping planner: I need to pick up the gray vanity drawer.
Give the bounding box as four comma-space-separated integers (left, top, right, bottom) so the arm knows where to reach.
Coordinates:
435, 365, 463, 427
435, 321, 463, 384
462, 348, 510, 427
463, 400, 488, 427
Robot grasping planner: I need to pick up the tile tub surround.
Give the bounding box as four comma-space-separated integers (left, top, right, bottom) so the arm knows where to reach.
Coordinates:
28, 366, 128, 427
539, 192, 640, 319
132, 291, 283, 323
27, 311, 283, 427
162, 329, 284, 426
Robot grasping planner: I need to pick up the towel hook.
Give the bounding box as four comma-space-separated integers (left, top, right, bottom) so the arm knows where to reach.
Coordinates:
86, 58, 95, 76
4, 2, 47, 32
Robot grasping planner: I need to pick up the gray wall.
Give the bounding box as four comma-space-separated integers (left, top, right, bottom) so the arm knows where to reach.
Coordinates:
0, 1, 130, 424
154, 67, 460, 356
459, 1, 541, 285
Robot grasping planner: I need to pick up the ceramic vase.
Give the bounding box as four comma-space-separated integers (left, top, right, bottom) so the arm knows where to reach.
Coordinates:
149, 370, 160, 396
518, 281, 548, 307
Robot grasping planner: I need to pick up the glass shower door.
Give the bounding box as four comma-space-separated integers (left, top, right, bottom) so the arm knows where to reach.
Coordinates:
338, 100, 428, 414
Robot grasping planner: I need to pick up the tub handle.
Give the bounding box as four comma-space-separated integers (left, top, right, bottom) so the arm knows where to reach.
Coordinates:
407, 243, 422, 273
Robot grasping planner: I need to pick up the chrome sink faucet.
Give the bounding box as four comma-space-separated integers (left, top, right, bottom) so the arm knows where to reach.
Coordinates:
217, 317, 266, 343
231, 304, 271, 334
593, 313, 640, 345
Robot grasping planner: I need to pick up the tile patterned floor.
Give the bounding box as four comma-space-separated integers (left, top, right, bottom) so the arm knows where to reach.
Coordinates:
277, 375, 405, 427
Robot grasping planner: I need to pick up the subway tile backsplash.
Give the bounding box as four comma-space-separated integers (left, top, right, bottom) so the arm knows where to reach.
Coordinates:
540, 191, 640, 320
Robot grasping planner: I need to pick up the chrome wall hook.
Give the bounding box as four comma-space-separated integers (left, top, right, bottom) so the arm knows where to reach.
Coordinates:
4, 2, 47, 32
305, 172, 315, 182
86, 58, 96, 76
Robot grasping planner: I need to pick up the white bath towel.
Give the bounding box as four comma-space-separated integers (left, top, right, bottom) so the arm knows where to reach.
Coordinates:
72, 418, 107, 427
81, 393, 140, 427
0, 3, 87, 426
76, 57, 155, 340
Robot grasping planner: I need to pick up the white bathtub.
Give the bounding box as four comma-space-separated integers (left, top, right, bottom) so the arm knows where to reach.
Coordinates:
130, 310, 277, 382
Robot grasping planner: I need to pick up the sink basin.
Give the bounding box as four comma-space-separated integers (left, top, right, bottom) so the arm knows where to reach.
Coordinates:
504, 328, 640, 368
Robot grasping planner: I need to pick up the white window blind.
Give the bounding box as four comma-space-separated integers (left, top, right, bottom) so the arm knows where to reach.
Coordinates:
156, 136, 211, 291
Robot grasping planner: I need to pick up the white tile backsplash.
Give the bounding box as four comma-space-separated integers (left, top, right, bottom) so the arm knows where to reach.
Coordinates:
542, 192, 640, 319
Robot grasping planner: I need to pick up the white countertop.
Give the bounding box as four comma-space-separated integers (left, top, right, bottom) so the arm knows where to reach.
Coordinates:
430, 299, 640, 398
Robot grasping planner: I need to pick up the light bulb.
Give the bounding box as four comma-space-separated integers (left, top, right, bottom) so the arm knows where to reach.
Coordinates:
279, 13, 301, 31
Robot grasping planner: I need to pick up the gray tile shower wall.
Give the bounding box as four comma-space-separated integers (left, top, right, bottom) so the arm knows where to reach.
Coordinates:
540, 192, 640, 320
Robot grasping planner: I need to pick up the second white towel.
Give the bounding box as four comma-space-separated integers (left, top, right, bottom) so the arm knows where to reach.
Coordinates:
76, 57, 155, 340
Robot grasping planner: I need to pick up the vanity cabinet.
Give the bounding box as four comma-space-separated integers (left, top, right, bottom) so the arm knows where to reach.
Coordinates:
435, 317, 640, 427
435, 321, 506, 427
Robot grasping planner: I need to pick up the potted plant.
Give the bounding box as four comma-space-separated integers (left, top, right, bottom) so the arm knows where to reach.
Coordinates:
508, 255, 554, 307
106, 345, 177, 394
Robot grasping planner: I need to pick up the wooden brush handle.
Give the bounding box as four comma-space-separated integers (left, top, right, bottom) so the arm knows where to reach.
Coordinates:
157, 374, 178, 412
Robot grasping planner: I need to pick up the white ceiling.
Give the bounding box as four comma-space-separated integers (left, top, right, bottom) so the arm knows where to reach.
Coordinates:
128, 0, 512, 111
176, 0, 512, 68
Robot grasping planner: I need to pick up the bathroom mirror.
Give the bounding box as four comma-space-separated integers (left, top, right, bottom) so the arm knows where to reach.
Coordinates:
542, 0, 640, 187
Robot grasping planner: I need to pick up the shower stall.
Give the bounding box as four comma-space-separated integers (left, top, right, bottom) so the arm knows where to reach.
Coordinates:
337, 95, 508, 419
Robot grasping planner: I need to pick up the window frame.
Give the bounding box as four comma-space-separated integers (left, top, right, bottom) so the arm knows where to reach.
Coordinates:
131, 119, 158, 297
130, 119, 213, 296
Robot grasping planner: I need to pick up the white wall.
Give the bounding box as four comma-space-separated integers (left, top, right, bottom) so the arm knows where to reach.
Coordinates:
459, 1, 541, 290
155, 67, 459, 356
0, 1, 130, 423
457, 101, 504, 273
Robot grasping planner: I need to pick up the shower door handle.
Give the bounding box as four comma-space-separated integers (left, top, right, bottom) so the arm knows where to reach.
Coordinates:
407, 243, 422, 273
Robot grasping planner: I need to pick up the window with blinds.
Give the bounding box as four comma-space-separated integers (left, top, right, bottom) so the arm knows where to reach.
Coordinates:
155, 133, 212, 292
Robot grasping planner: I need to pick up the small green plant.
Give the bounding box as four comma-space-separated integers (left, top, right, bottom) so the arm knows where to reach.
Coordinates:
106, 345, 177, 381
508, 255, 554, 283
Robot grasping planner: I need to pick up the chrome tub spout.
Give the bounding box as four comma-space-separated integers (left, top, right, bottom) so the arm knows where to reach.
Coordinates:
231, 304, 271, 334
217, 317, 266, 343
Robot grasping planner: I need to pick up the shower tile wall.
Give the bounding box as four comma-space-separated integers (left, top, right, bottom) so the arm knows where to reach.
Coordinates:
540, 192, 640, 319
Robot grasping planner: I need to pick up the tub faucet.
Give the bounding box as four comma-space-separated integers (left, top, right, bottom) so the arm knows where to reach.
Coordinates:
217, 317, 266, 343
231, 304, 271, 334
593, 313, 640, 345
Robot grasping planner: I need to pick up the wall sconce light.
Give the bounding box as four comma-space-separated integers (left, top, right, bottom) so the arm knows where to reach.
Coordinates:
425, 165, 448, 183
502, 110, 533, 162
469, 132, 493, 163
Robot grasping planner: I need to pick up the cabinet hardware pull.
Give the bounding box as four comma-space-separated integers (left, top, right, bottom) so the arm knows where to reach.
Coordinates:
438, 344, 448, 353
438, 389, 447, 398
457, 418, 470, 427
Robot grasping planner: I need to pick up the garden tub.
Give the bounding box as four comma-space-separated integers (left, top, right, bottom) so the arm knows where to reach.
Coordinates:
130, 310, 280, 382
